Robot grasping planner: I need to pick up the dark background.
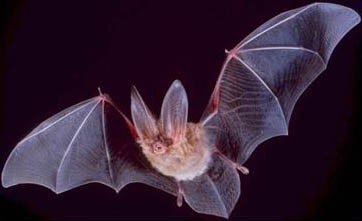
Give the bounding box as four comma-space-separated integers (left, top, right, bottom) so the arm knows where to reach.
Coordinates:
0, 0, 361, 220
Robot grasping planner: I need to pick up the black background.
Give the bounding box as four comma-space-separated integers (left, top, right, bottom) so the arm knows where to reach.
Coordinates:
0, 0, 361, 220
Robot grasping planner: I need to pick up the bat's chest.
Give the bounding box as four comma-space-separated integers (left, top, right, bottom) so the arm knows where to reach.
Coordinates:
140, 123, 212, 181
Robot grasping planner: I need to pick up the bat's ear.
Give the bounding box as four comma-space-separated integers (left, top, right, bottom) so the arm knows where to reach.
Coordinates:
131, 86, 159, 140
160, 80, 188, 141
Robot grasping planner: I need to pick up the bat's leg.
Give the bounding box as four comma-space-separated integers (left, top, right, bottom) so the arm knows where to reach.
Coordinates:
213, 148, 250, 175
176, 182, 184, 207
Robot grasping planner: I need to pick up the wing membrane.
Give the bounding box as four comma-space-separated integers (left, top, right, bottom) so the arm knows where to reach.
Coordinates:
202, 3, 360, 165
180, 154, 240, 218
2, 95, 177, 195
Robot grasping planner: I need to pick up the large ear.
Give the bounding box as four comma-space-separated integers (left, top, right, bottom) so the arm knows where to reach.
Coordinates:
131, 86, 158, 140
160, 80, 188, 141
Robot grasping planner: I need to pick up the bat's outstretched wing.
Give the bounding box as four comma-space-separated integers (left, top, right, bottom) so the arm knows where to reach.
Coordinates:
1, 94, 177, 195
201, 3, 360, 165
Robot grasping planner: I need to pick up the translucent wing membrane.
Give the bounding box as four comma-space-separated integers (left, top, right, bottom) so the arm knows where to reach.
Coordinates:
2, 94, 177, 195
180, 154, 240, 218
202, 3, 360, 165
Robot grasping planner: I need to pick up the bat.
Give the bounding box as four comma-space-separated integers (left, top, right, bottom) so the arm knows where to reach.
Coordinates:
1, 2, 360, 218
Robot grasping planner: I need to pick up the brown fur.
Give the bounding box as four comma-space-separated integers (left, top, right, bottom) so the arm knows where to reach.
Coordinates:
138, 123, 211, 181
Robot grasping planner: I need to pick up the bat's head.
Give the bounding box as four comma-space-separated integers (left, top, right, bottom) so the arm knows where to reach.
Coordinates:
130, 80, 211, 180
130, 80, 189, 154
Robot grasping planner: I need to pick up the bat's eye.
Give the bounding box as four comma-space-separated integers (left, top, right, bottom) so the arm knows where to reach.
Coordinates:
152, 142, 167, 154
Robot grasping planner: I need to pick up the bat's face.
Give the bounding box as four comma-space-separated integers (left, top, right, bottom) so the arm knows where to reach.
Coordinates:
131, 81, 212, 181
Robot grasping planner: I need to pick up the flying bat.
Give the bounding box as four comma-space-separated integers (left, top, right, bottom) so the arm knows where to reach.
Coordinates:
2, 2, 360, 218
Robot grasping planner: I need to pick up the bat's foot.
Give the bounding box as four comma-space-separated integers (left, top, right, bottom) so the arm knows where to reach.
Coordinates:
236, 165, 249, 175
213, 148, 250, 175
177, 191, 183, 207
176, 182, 184, 207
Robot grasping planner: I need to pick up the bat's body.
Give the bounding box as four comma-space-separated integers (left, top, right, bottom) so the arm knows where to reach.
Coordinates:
139, 122, 211, 181
1, 2, 360, 218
